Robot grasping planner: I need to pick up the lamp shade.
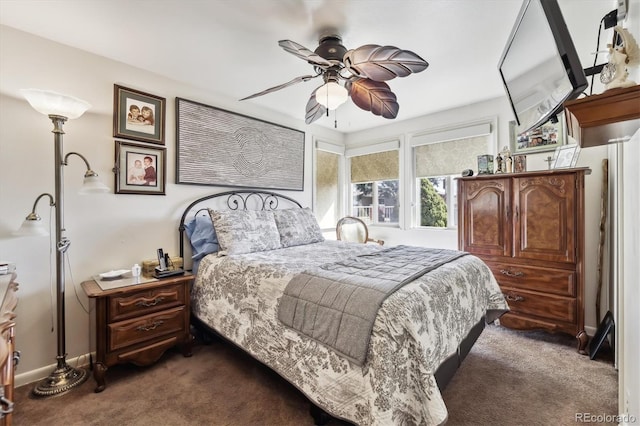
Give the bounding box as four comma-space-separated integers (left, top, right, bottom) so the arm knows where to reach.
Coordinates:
14, 216, 49, 237
79, 174, 110, 194
21, 89, 91, 119
315, 82, 349, 110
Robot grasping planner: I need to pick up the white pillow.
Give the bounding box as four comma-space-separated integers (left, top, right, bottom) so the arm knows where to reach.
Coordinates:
209, 209, 281, 256
273, 207, 325, 248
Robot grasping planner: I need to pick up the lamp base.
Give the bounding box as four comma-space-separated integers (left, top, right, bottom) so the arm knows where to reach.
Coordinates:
31, 358, 88, 398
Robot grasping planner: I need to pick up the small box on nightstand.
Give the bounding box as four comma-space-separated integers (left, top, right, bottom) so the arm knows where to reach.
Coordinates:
142, 256, 183, 277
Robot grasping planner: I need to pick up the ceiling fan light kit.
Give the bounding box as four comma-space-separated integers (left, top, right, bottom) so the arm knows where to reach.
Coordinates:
241, 35, 428, 124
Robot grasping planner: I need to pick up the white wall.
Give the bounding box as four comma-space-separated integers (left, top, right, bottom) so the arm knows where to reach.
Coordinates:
0, 25, 343, 386
616, 0, 640, 421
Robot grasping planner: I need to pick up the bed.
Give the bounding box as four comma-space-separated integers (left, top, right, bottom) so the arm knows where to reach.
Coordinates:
179, 190, 508, 425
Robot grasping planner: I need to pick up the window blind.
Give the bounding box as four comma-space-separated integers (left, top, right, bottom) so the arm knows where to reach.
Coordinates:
415, 135, 489, 177
351, 150, 399, 183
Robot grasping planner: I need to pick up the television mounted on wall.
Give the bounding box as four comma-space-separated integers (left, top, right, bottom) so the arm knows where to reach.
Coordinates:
498, 0, 588, 133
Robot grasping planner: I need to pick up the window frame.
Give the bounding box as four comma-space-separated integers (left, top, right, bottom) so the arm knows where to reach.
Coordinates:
409, 119, 496, 230
346, 139, 402, 228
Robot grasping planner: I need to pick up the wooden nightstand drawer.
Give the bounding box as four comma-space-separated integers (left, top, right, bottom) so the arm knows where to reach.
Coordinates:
485, 261, 576, 296
502, 287, 576, 324
108, 306, 186, 351
108, 283, 185, 322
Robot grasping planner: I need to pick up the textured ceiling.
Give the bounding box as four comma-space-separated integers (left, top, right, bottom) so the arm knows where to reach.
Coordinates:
0, 0, 619, 133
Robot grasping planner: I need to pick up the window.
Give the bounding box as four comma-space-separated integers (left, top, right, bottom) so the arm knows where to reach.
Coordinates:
349, 147, 399, 225
412, 123, 492, 228
315, 141, 344, 229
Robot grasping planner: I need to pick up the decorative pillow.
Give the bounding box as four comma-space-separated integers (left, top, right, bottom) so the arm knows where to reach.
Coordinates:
273, 207, 325, 248
184, 215, 219, 261
209, 209, 282, 256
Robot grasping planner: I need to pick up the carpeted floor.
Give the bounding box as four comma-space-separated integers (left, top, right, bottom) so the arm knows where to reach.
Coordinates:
12, 324, 617, 425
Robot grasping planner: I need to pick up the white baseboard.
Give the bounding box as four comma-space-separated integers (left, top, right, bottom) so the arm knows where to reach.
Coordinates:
15, 352, 93, 388
585, 325, 597, 336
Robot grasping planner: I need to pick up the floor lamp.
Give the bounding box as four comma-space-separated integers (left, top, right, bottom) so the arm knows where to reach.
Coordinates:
16, 89, 109, 397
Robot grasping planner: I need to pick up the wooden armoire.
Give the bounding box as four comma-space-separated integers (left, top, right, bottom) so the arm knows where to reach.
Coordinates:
458, 168, 591, 353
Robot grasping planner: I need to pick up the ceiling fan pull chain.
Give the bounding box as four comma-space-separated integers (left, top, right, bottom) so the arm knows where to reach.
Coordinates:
326, 89, 330, 117
334, 109, 338, 129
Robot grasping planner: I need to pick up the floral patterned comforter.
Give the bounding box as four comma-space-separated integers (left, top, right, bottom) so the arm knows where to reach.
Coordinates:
191, 240, 508, 425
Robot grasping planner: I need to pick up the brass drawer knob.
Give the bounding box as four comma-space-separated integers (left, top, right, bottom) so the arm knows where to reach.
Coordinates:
136, 320, 164, 332
504, 294, 524, 302
500, 269, 524, 278
135, 297, 165, 308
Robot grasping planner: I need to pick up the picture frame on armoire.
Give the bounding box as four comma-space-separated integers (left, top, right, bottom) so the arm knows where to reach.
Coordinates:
552, 144, 580, 169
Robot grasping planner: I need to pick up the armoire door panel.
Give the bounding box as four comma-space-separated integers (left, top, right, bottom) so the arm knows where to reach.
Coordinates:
514, 175, 576, 263
460, 179, 511, 256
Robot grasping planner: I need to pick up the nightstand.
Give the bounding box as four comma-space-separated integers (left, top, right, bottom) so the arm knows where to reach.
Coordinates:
81, 274, 193, 392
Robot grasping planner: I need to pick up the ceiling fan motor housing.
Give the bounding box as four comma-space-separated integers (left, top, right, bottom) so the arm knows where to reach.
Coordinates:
315, 35, 347, 61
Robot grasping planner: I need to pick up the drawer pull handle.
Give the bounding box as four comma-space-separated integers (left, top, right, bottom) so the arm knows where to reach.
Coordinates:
500, 269, 524, 278
0, 396, 14, 414
136, 297, 165, 307
504, 294, 524, 302
136, 320, 164, 332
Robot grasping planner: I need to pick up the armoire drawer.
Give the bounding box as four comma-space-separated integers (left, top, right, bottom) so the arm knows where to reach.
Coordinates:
108, 283, 185, 322
486, 261, 576, 296
501, 287, 576, 324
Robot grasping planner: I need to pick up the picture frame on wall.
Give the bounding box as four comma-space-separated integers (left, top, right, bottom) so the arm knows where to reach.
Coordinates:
113, 84, 166, 145
552, 144, 580, 169
510, 113, 565, 154
175, 97, 305, 191
114, 140, 166, 195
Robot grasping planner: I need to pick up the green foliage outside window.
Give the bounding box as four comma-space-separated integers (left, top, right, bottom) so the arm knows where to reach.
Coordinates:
420, 178, 447, 227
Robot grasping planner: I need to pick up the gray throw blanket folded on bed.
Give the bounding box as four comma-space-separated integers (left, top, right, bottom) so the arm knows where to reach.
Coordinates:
278, 245, 469, 366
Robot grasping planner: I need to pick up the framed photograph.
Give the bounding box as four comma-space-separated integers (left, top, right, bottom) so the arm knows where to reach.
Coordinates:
114, 141, 166, 195
510, 114, 565, 154
513, 154, 527, 173
113, 85, 166, 145
552, 144, 580, 169
477, 154, 494, 174
175, 97, 305, 191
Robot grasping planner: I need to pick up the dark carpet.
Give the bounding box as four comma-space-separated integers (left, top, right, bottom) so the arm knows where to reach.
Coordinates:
12, 324, 617, 425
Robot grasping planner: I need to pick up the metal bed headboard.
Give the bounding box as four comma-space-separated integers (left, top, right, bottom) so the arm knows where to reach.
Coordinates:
178, 190, 303, 262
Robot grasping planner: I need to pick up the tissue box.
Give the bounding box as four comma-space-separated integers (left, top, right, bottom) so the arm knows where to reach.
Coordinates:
142, 257, 183, 277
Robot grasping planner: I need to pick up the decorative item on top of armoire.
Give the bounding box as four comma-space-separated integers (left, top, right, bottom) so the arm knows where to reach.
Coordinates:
513, 155, 526, 173
476, 155, 493, 174
457, 167, 591, 354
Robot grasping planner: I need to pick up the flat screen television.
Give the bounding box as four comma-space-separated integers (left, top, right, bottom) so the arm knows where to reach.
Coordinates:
498, 0, 588, 133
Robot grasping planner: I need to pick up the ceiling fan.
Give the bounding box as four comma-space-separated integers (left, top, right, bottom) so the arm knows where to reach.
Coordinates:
240, 35, 429, 124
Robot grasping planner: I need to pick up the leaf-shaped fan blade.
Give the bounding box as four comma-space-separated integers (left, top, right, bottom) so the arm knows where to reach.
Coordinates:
347, 78, 399, 119
343, 45, 429, 81
240, 74, 318, 101
278, 40, 333, 68
305, 87, 327, 124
